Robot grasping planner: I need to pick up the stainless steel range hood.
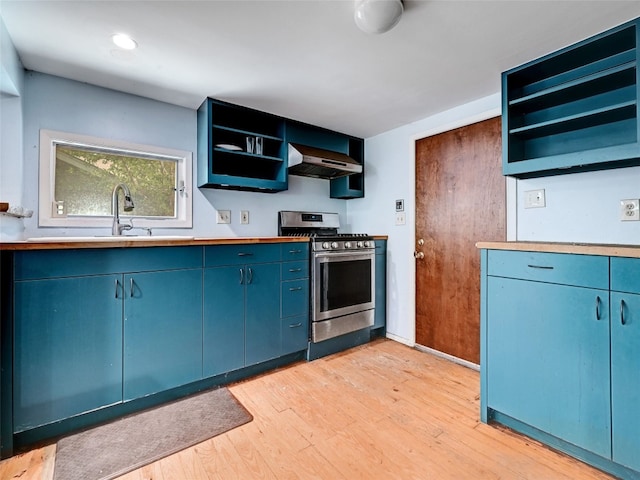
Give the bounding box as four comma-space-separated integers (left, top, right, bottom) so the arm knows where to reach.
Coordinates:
288, 143, 362, 179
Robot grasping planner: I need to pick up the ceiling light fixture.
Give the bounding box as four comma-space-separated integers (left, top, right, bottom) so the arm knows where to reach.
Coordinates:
354, 0, 404, 34
112, 33, 137, 50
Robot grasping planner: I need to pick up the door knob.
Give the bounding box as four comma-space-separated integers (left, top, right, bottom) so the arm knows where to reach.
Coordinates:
417, 238, 424, 246
414, 251, 424, 259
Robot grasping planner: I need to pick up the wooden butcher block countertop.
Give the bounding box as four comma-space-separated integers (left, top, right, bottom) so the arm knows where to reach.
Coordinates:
476, 241, 640, 259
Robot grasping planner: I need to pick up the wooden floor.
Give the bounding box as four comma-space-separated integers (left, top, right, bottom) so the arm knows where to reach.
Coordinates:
0, 339, 616, 480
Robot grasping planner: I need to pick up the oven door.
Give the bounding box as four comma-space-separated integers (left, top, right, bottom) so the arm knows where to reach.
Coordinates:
312, 250, 375, 322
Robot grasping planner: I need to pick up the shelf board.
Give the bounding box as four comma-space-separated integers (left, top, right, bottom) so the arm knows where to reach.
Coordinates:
213, 147, 284, 163
509, 100, 636, 138
212, 124, 283, 142
509, 61, 636, 107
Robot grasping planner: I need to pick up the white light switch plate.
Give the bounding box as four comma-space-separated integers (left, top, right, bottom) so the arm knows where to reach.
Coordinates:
395, 212, 406, 226
216, 210, 231, 224
524, 189, 546, 208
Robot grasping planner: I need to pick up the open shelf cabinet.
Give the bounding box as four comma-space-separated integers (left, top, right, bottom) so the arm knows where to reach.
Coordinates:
197, 98, 288, 192
502, 17, 640, 177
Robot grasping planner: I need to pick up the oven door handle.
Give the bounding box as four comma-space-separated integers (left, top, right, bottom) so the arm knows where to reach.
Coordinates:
314, 250, 374, 260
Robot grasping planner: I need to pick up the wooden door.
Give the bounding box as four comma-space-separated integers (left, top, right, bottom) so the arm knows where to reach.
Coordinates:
415, 117, 504, 363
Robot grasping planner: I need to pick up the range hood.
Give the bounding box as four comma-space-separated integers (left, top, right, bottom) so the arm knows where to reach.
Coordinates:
288, 143, 362, 179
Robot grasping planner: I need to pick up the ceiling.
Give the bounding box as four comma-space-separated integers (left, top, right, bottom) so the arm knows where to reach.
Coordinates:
2, 1, 640, 138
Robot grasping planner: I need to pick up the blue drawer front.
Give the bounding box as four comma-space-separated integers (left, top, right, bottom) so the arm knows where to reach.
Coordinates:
282, 315, 309, 354
281, 261, 309, 281
611, 257, 640, 294
14, 247, 203, 280
487, 250, 609, 289
281, 242, 309, 262
282, 279, 309, 318
204, 244, 281, 267
375, 239, 387, 254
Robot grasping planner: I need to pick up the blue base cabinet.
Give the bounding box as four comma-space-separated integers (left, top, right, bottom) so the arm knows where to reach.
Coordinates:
481, 250, 640, 479
123, 269, 203, 400
14, 275, 123, 432
373, 240, 386, 331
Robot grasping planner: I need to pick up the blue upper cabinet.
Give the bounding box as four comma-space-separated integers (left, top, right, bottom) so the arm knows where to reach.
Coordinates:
197, 98, 288, 192
502, 17, 640, 177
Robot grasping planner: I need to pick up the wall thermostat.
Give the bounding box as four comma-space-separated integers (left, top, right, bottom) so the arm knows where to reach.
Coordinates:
395, 199, 404, 212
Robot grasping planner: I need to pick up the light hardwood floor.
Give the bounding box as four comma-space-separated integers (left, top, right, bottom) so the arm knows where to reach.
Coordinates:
0, 339, 616, 480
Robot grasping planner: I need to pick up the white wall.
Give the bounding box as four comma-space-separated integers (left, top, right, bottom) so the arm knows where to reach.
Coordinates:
0, 16, 25, 240
349, 93, 640, 346
19, 72, 347, 240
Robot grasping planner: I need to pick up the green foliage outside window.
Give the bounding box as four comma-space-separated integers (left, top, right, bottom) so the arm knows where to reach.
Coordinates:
55, 145, 177, 218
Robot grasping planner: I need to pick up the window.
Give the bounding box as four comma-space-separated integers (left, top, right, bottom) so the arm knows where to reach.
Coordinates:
39, 130, 192, 229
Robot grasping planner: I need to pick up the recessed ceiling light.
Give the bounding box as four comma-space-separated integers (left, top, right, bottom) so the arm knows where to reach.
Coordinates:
112, 33, 137, 50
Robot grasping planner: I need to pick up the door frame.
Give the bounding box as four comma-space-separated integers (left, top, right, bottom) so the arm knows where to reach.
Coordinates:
407, 107, 516, 351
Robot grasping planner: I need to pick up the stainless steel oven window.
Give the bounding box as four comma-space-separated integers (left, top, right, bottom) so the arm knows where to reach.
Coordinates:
312, 251, 375, 322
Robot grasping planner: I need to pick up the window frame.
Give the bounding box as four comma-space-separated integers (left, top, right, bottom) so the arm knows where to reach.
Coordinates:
39, 129, 193, 229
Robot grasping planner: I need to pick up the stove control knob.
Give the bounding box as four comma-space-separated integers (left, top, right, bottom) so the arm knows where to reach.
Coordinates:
331, 242, 339, 249
322, 242, 330, 250
363, 241, 371, 248
344, 242, 352, 249
357, 241, 364, 248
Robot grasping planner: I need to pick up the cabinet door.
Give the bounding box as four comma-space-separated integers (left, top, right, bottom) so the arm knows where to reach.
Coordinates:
282, 315, 308, 355
203, 266, 245, 377
487, 277, 611, 457
245, 263, 281, 365
14, 275, 122, 430
611, 292, 640, 472
123, 269, 202, 401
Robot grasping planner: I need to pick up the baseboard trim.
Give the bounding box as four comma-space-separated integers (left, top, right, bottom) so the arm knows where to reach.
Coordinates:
414, 344, 480, 371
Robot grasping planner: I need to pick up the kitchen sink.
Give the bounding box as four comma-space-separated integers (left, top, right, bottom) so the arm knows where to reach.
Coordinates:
26, 235, 195, 242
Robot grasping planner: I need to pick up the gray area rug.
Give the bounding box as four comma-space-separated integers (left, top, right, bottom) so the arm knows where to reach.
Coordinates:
53, 387, 252, 480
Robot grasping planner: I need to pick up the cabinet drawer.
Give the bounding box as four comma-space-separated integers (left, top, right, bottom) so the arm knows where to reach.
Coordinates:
487, 250, 608, 289
611, 257, 640, 294
281, 261, 309, 280
282, 315, 309, 354
281, 242, 309, 261
14, 246, 202, 280
204, 244, 280, 267
375, 240, 387, 254
282, 279, 309, 318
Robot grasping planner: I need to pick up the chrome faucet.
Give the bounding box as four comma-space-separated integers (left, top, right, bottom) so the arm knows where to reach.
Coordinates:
111, 183, 135, 235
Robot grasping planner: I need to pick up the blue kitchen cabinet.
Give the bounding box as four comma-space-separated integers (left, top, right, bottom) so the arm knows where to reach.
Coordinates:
13, 275, 123, 432
281, 258, 310, 355
373, 240, 386, 331
502, 17, 640, 177
610, 258, 640, 473
203, 266, 245, 377
123, 268, 203, 400
197, 98, 288, 192
486, 275, 611, 457
482, 249, 640, 479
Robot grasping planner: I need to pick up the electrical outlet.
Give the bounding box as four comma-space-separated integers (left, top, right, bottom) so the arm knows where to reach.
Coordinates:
240, 210, 249, 224
620, 199, 640, 221
216, 209, 231, 224
395, 212, 406, 226
524, 189, 546, 208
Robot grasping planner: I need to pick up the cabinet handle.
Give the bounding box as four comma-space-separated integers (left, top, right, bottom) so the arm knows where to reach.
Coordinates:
595, 295, 602, 320
130, 278, 135, 298
621, 299, 627, 325
289, 286, 303, 291
527, 264, 554, 270
239, 268, 244, 285
289, 249, 302, 254
237, 252, 253, 257
115, 279, 120, 298
288, 268, 302, 273
247, 267, 253, 284
289, 322, 302, 328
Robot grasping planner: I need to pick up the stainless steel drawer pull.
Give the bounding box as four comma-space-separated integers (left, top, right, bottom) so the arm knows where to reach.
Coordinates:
289, 249, 302, 254
596, 296, 602, 320
237, 252, 253, 256
621, 299, 627, 325
289, 322, 302, 328
288, 268, 302, 272
527, 264, 554, 270
289, 286, 303, 291
115, 279, 120, 299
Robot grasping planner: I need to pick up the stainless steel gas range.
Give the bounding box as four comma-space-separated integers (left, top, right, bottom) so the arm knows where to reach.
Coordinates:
278, 211, 375, 345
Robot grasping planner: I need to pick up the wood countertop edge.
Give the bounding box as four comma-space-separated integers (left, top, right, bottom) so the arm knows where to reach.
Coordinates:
0, 236, 310, 251
476, 241, 640, 258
